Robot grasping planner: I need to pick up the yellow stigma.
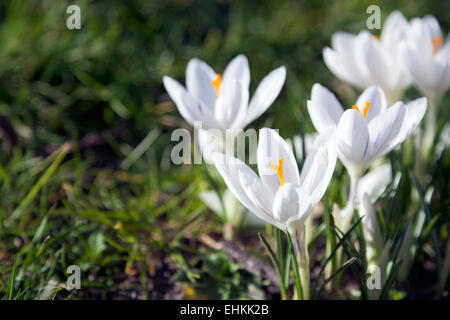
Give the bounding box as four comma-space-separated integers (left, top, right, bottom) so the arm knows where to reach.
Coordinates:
432, 36, 442, 53
211, 73, 221, 95
352, 101, 371, 118
363, 101, 370, 118
269, 158, 285, 187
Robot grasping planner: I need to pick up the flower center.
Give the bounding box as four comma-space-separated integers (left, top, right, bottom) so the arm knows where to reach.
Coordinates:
432, 36, 442, 54
352, 101, 371, 118
372, 35, 380, 40
211, 73, 221, 95
269, 158, 285, 187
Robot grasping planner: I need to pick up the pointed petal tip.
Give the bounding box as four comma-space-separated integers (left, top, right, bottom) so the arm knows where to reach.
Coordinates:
271, 65, 286, 80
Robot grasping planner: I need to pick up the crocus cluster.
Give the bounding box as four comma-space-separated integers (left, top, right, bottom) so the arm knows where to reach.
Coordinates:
325, 11, 449, 158
162, 10, 446, 300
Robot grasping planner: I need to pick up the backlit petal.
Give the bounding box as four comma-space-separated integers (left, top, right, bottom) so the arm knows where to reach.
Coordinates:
257, 128, 300, 194
186, 58, 217, 109
245, 66, 286, 126
272, 183, 312, 230
336, 109, 370, 169
307, 83, 344, 132
222, 54, 250, 90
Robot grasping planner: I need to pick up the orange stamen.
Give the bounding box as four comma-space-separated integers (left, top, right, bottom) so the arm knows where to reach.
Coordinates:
352, 102, 371, 118
269, 158, 285, 187
432, 36, 442, 53
352, 104, 361, 113
363, 102, 371, 118
211, 73, 221, 95
373, 35, 380, 40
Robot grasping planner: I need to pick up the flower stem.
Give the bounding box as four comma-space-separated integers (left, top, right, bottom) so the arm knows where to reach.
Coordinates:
223, 222, 235, 241
415, 96, 438, 187
293, 228, 310, 300
423, 96, 437, 160
339, 170, 361, 234
348, 171, 360, 213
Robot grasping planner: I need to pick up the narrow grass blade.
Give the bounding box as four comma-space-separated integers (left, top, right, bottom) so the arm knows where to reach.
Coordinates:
316, 256, 359, 298
286, 230, 303, 300
409, 171, 442, 275
7, 259, 17, 300
120, 128, 160, 170
12, 144, 69, 220
312, 216, 363, 299
379, 261, 403, 300
258, 232, 286, 299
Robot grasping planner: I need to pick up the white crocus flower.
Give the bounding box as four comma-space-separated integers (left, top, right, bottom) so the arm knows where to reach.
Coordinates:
163, 55, 286, 162
308, 84, 427, 177
308, 84, 427, 232
400, 15, 450, 103
213, 127, 337, 299
400, 15, 450, 156
323, 11, 411, 104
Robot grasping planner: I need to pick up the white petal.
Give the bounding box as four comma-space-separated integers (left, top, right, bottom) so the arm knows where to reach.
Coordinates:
358, 163, 392, 201
359, 193, 383, 250
327, 32, 369, 87
393, 97, 427, 146
199, 191, 223, 216
213, 153, 272, 224
336, 109, 370, 169
367, 101, 406, 160
358, 35, 393, 91
432, 45, 450, 97
230, 81, 250, 130
245, 66, 286, 126
356, 86, 387, 122
323, 47, 366, 89
300, 127, 337, 205
180, 91, 219, 129
238, 171, 277, 227
272, 183, 312, 230
352, 31, 378, 85
331, 31, 357, 53
222, 54, 250, 90
307, 83, 344, 132
163, 76, 196, 125
257, 128, 300, 194
186, 58, 217, 108
410, 18, 434, 68
400, 41, 433, 96
222, 189, 242, 223
381, 11, 409, 52
214, 79, 248, 129
423, 15, 442, 39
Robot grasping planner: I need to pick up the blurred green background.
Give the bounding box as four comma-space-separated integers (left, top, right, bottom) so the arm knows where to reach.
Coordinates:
0, 0, 448, 299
